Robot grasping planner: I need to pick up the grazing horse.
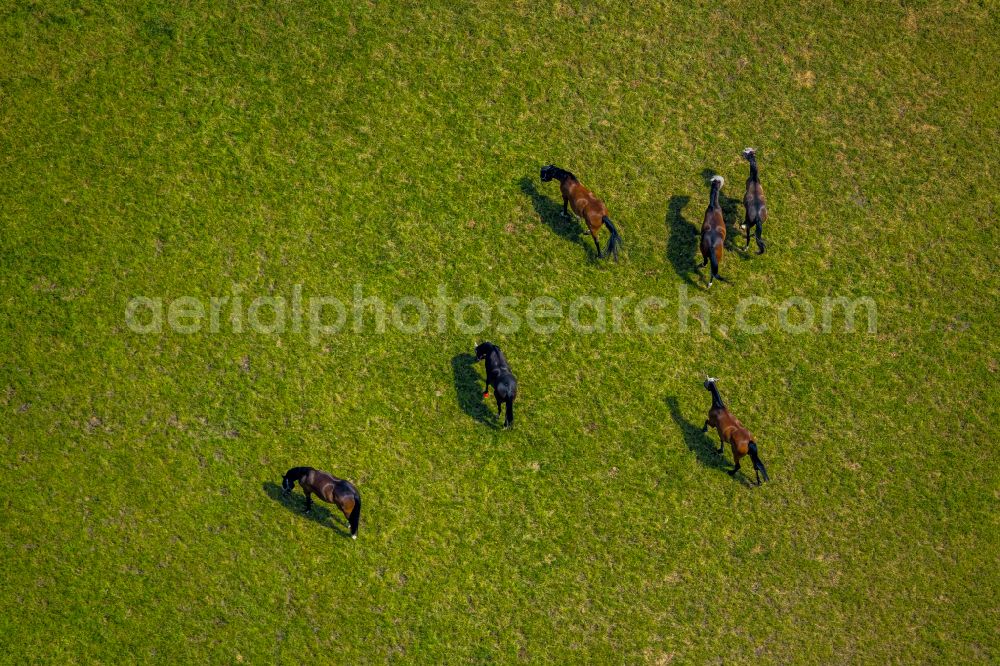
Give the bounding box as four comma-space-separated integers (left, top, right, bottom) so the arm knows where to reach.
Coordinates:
475, 341, 517, 428
741, 148, 767, 254
282, 466, 362, 538
699, 175, 726, 287
540, 165, 622, 260
701, 378, 770, 485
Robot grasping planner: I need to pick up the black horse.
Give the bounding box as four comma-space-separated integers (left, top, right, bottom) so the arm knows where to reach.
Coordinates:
282, 467, 362, 538
474, 341, 518, 428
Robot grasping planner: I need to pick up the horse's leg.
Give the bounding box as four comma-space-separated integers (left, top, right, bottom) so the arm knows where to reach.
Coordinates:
755, 219, 765, 254
729, 455, 741, 477
303, 490, 313, 513
592, 232, 601, 258
562, 196, 569, 216
702, 419, 709, 433
743, 216, 752, 250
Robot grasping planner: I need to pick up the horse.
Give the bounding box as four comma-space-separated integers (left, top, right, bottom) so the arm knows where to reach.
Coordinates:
540, 165, 622, 260
741, 148, 767, 254
474, 341, 517, 428
698, 175, 726, 287
701, 378, 770, 485
282, 466, 362, 538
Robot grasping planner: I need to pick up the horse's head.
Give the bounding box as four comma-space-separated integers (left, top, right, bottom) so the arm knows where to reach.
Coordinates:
281, 476, 294, 494
540, 165, 557, 182
475, 341, 496, 360
742, 147, 756, 161
703, 376, 719, 390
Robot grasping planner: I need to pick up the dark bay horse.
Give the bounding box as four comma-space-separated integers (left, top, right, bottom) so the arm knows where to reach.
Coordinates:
540, 165, 622, 260
282, 467, 362, 538
699, 175, 726, 287
741, 148, 767, 254
701, 378, 770, 485
475, 341, 517, 428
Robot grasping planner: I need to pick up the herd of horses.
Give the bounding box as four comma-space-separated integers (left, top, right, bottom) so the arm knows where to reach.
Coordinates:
281, 149, 771, 538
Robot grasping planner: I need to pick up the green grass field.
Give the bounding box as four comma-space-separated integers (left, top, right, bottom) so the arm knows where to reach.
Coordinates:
2, 0, 998, 662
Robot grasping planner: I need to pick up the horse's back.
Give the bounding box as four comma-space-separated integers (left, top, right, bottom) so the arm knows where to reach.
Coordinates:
707, 406, 723, 426
313, 472, 359, 505
488, 351, 517, 403
307, 470, 338, 496
702, 208, 725, 239
495, 375, 517, 399
309, 469, 336, 485
700, 232, 712, 256
744, 183, 767, 220
720, 415, 752, 452
701, 208, 714, 234
566, 181, 607, 223
488, 349, 512, 375
334, 478, 359, 500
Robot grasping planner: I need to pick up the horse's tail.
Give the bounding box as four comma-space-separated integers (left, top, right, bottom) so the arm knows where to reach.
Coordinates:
753, 216, 766, 254
496, 378, 516, 428
708, 240, 720, 286
748, 442, 770, 482
602, 216, 621, 261
348, 495, 361, 538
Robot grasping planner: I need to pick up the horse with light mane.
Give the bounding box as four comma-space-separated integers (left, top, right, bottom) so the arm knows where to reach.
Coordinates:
741, 148, 768, 254
698, 175, 726, 287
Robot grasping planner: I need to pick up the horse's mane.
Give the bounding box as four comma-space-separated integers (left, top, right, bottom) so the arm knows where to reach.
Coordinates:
284, 466, 313, 480
706, 381, 726, 409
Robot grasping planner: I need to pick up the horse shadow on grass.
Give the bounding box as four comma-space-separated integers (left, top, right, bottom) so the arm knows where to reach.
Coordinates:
262, 482, 353, 537
665, 395, 751, 486
664, 195, 698, 285
518, 177, 596, 260
451, 353, 498, 428
700, 168, 752, 259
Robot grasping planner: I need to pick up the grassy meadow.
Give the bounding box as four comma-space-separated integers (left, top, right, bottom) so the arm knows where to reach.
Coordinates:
1, 0, 998, 662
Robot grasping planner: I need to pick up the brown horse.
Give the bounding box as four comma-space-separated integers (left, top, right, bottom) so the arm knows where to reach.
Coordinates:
540, 165, 622, 260
741, 148, 767, 254
282, 467, 362, 538
699, 175, 726, 287
701, 378, 770, 485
